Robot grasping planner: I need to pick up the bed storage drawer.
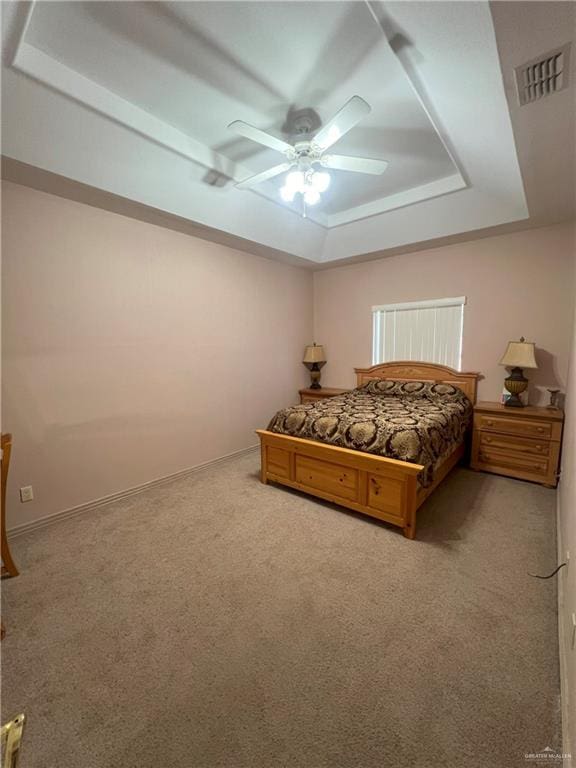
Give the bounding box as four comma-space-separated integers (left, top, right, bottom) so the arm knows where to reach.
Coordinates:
265, 446, 291, 479
366, 474, 404, 519
294, 455, 359, 502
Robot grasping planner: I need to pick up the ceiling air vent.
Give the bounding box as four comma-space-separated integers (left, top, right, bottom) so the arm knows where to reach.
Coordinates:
514, 43, 571, 106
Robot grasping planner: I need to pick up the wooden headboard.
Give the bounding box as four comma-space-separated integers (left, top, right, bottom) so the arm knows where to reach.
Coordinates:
354, 362, 481, 404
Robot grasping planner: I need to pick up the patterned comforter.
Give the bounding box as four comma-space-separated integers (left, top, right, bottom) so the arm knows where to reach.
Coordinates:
267, 380, 472, 487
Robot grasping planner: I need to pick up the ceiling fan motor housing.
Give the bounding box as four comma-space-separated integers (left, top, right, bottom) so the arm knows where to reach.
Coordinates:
293, 142, 322, 171
282, 107, 322, 138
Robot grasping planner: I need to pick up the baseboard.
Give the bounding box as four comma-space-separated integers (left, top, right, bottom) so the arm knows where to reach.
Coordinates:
556, 492, 572, 767
8, 444, 259, 539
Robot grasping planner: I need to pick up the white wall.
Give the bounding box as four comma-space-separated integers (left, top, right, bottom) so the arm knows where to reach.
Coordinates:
558, 234, 576, 765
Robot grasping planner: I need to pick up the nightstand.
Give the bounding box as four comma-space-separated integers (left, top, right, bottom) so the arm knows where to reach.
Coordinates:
471, 401, 564, 487
299, 387, 350, 404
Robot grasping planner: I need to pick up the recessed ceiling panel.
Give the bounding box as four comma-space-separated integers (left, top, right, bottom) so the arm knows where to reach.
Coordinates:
24, 0, 463, 225
2, 0, 530, 262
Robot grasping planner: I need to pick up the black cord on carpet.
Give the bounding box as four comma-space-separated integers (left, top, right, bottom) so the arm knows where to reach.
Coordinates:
528, 563, 567, 579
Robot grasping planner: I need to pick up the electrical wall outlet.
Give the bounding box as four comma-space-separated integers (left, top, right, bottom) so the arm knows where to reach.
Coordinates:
19, 486, 34, 503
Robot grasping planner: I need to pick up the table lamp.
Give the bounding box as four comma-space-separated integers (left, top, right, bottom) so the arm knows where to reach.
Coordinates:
303, 343, 326, 389
499, 337, 538, 407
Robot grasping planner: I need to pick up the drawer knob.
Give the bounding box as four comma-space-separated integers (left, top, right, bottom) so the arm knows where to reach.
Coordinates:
485, 437, 492, 443
537, 427, 544, 433
536, 445, 543, 451
486, 420, 493, 426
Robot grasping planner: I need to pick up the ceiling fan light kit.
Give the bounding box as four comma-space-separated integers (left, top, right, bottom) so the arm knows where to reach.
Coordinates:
280, 169, 331, 205
228, 96, 389, 214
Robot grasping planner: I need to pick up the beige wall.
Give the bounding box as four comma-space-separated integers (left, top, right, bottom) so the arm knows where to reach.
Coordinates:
314, 224, 575, 404
2, 181, 313, 529
3, 180, 574, 534
558, 240, 576, 764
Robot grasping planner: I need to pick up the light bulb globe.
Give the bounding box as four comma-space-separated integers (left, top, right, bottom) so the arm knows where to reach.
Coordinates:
304, 187, 321, 206
311, 171, 330, 192
286, 171, 305, 191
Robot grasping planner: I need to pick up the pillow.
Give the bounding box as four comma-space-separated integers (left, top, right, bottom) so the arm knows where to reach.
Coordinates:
359, 379, 467, 402
359, 379, 424, 396
359, 379, 402, 395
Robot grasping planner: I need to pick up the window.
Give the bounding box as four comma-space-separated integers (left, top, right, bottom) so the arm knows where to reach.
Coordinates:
372, 297, 465, 371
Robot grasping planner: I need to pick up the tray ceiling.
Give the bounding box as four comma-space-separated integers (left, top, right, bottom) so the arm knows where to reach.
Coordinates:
1, 1, 529, 263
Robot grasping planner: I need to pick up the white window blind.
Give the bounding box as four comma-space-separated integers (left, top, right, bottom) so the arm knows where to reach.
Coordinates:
372, 297, 466, 370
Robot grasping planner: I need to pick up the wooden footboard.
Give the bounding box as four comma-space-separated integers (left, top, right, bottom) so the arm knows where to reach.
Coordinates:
257, 430, 425, 538
257, 362, 479, 539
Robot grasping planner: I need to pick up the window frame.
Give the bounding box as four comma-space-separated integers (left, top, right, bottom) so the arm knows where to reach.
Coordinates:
371, 296, 466, 371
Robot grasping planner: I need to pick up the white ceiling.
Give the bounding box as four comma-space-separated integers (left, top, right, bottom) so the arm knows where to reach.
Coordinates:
1, 1, 571, 264
22, 0, 462, 222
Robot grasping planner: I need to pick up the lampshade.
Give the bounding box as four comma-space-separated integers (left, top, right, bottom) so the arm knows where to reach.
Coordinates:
303, 344, 326, 364
499, 338, 538, 369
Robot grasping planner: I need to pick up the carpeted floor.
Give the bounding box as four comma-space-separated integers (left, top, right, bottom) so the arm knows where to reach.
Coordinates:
1, 451, 561, 768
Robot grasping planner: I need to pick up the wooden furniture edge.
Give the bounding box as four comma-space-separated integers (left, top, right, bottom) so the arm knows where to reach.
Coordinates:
257, 429, 424, 538
417, 443, 465, 507
1, 433, 18, 579
256, 430, 424, 474
474, 400, 564, 420
1, 433, 17, 642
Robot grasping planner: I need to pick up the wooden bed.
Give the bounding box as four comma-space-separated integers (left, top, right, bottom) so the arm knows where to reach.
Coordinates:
257, 362, 480, 539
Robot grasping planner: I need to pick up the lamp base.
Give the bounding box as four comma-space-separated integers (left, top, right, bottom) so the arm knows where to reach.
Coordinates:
504, 366, 528, 408
504, 392, 524, 407
304, 361, 325, 390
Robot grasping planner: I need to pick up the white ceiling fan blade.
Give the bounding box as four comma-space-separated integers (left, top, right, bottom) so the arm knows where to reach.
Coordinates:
236, 162, 293, 190
312, 96, 371, 151
321, 155, 388, 175
228, 120, 293, 155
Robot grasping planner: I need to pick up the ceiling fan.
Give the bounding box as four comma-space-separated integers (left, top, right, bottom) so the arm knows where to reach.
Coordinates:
228, 96, 388, 207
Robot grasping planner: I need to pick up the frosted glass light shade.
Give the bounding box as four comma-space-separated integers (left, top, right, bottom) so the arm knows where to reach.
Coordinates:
304, 187, 320, 205
311, 172, 330, 192
286, 171, 305, 190
499, 339, 538, 369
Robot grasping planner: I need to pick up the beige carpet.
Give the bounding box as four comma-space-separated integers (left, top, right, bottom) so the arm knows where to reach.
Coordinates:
1, 452, 561, 768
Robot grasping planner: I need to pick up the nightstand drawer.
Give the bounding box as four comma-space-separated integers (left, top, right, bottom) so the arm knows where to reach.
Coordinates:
301, 395, 318, 403
479, 432, 551, 457
477, 447, 549, 477
472, 402, 563, 487
476, 414, 552, 439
